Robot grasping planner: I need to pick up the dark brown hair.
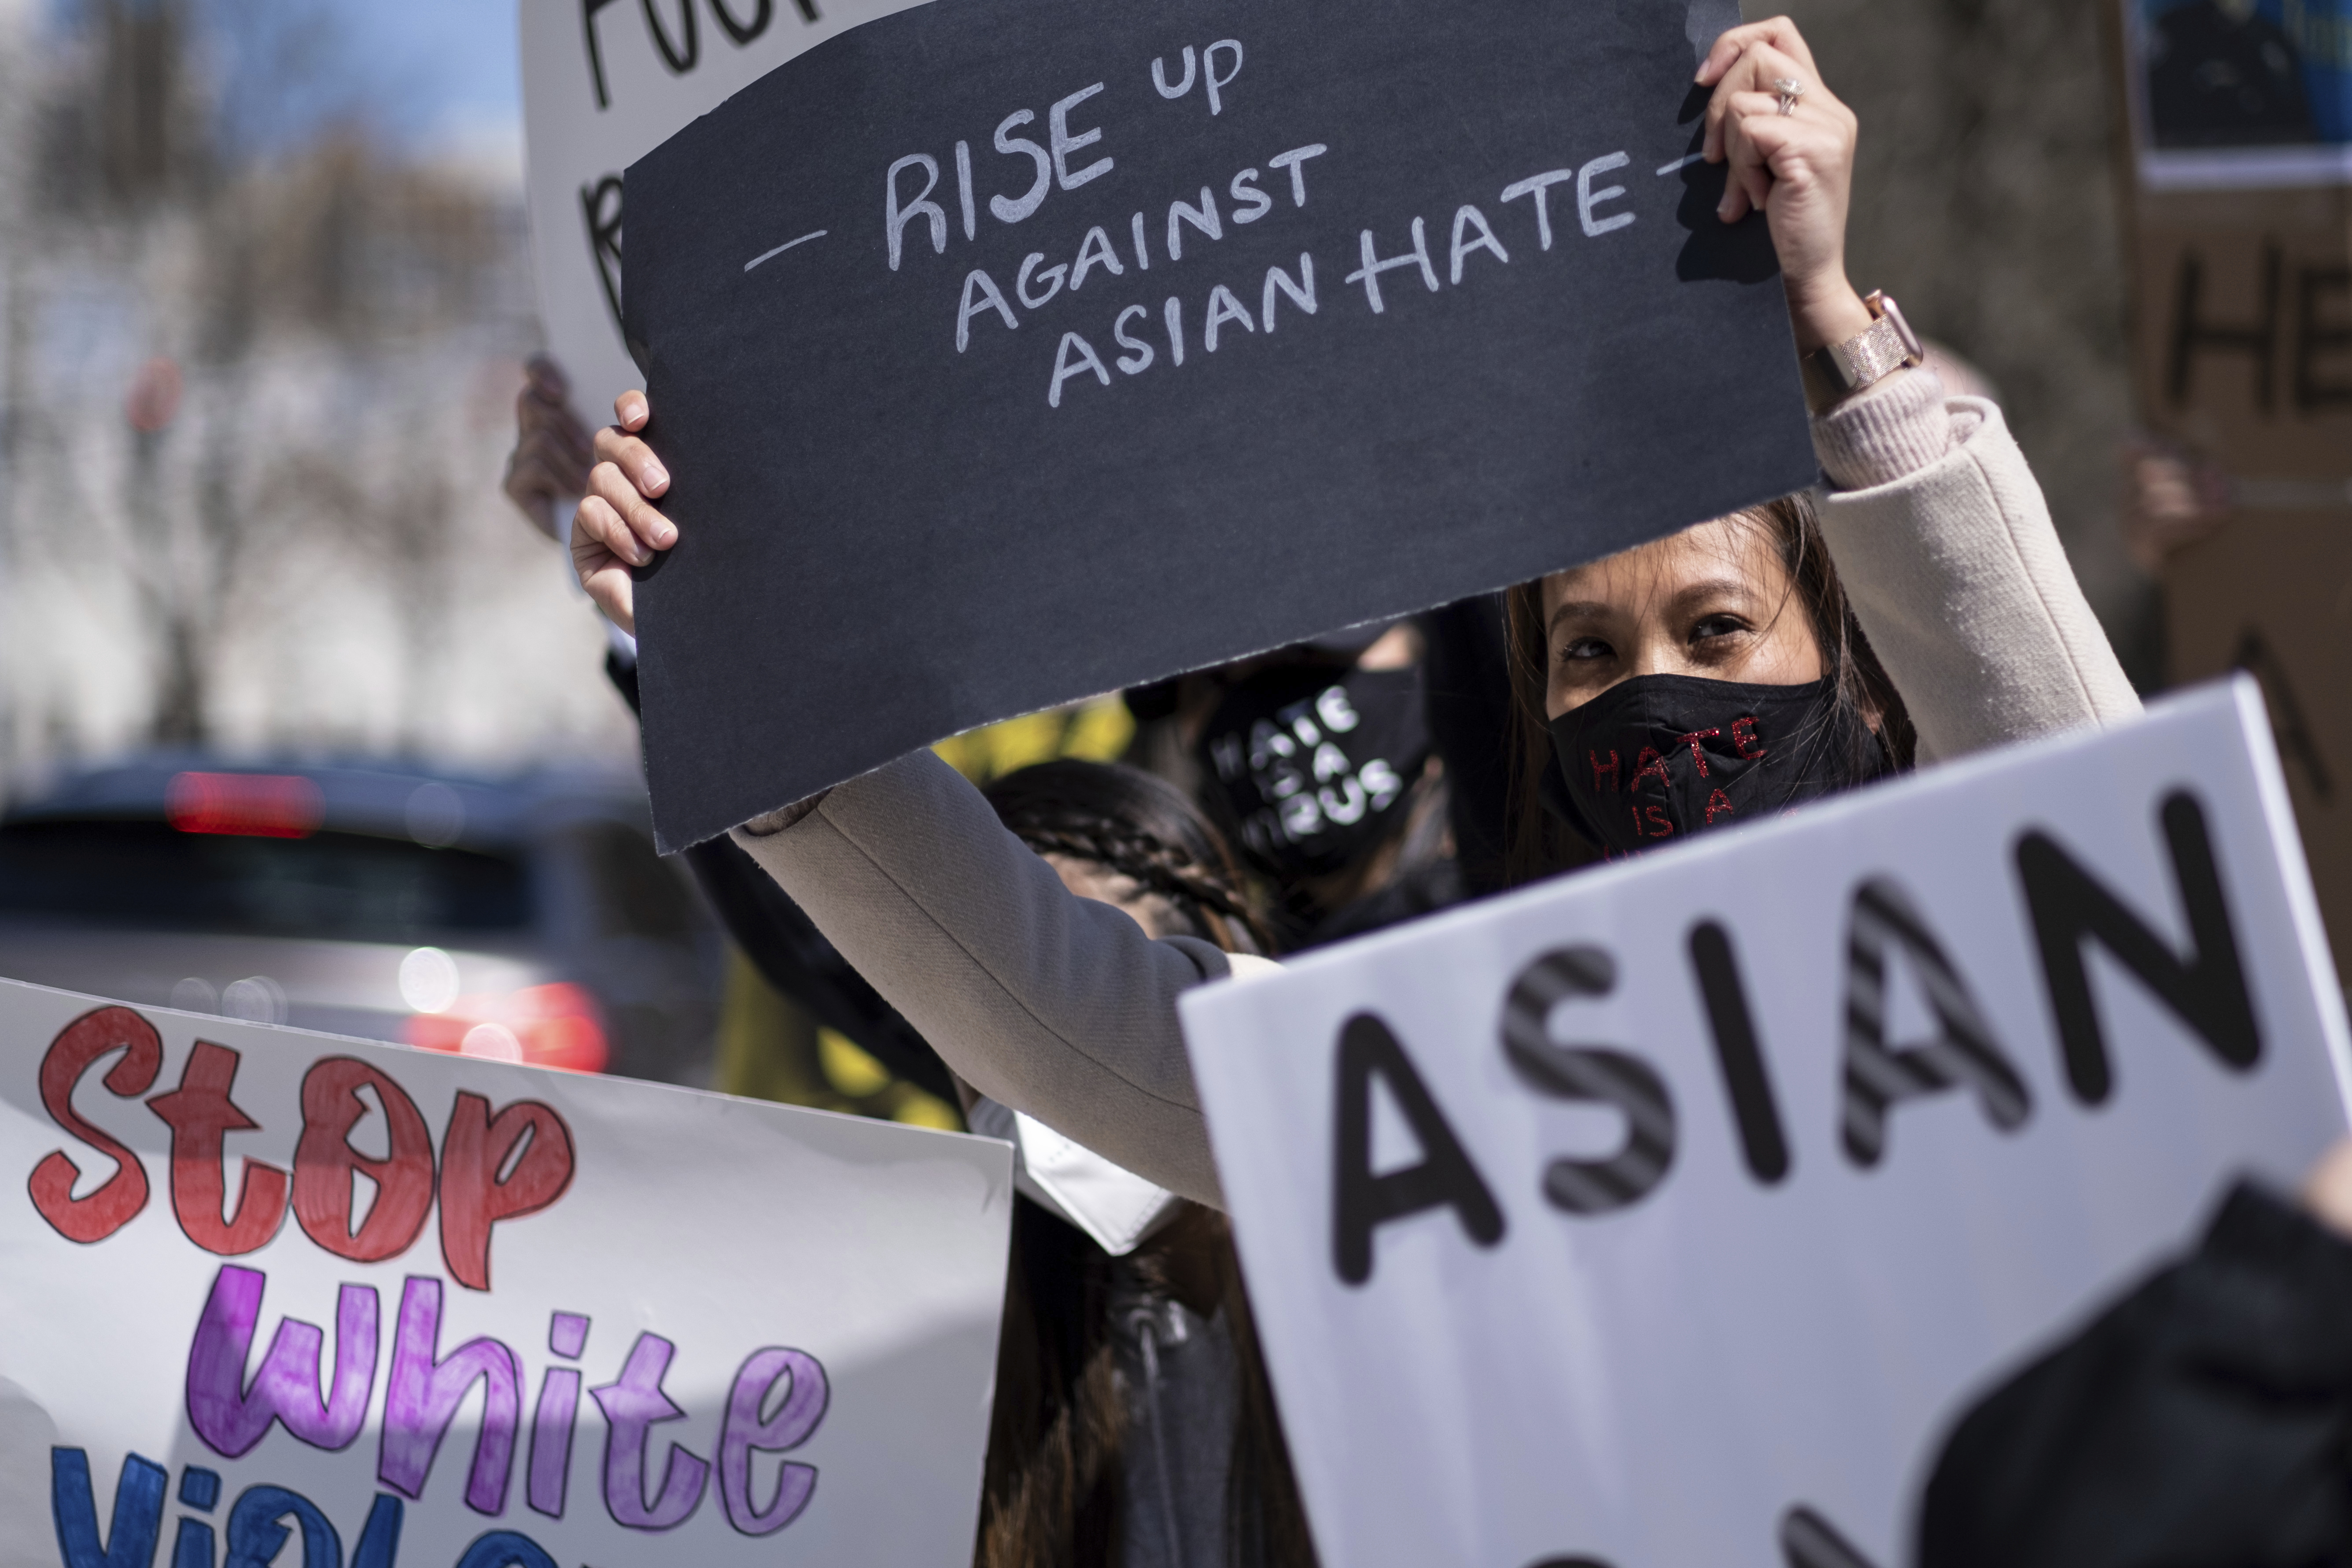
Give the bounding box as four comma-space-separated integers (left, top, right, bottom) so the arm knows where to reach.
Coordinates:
1500, 494, 1915, 885
976, 760, 1315, 1568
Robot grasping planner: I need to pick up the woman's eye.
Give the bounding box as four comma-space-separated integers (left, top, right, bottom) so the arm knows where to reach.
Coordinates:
1690, 614, 1748, 645
1559, 636, 1613, 664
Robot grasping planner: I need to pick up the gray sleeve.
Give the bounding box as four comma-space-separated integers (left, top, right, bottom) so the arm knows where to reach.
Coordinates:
730, 748, 1231, 1208
1810, 373, 2143, 764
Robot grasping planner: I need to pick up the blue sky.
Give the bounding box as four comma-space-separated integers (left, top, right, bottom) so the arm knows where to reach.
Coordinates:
348, 0, 522, 144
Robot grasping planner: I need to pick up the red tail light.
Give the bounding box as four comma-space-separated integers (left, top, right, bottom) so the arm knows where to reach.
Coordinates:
167, 772, 324, 838
407, 982, 609, 1074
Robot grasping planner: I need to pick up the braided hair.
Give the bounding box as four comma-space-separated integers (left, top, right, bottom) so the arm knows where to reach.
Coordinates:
982, 758, 1276, 957
972, 758, 1315, 1568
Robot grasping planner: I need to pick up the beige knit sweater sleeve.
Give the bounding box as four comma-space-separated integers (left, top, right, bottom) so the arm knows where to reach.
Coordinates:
1810, 369, 2142, 763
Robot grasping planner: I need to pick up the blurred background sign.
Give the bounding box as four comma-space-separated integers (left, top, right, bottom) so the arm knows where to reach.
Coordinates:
2108, 0, 2352, 977
518, 0, 931, 422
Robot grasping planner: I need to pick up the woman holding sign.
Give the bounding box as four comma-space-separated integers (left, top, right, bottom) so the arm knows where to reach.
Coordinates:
570, 18, 2139, 1208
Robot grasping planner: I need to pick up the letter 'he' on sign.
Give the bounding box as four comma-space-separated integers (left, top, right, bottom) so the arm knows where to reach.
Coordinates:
617, 0, 1810, 850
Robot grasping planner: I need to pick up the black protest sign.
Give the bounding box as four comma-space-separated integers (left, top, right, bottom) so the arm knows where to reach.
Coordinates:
623, 0, 1815, 849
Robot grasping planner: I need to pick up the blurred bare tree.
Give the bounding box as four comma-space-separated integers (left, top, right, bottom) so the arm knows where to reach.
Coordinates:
0, 0, 626, 778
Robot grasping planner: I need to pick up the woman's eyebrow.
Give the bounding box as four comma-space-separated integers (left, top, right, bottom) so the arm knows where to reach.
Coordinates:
1663, 576, 1758, 616
1545, 598, 1616, 632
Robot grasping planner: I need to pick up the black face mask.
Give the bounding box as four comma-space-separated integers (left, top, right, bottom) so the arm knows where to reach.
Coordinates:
1198, 665, 1430, 880
1545, 674, 1887, 860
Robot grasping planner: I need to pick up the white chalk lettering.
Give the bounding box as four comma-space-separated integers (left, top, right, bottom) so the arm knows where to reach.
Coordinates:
1167, 188, 1223, 261
886, 154, 947, 271
1449, 204, 1510, 283
1164, 295, 1186, 366
743, 229, 827, 273
1051, 83, 1114, 190
1203, 39, 1244, 114
1017, 251, 1069, 309
990, 110, 1052, 224
1070, 227, 1125, 289
1048, 332, 1112, 407
1229, 168, 1273, 225
1152, 46, 1196, 99
955, 268, 1019, 351
955, 140, 977, 240
1577, 152, 1633, 236
1131, 211, 1152, 271
1205, 284, 1256, 351
1345, 218, 1437, 314
1113, 304, 1156, 373
1499, 169, 1574, 251
1262, 253, 1317, 331
1268, 144, 1328, 207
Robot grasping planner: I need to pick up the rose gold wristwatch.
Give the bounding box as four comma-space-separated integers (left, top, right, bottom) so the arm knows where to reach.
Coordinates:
1799, 291, 1923, 413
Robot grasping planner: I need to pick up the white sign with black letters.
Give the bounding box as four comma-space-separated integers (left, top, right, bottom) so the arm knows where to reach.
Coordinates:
1181, 678, 2352, 1568
518, 0, 931, 416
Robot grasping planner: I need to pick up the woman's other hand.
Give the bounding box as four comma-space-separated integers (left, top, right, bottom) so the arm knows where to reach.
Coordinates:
502, 355, 595, 541
1697, 18, 1874, 354
574, 391, 677, 635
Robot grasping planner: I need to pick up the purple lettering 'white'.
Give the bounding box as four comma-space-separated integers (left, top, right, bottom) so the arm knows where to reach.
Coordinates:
592, 1332, 710, 1531
378, 1276, 522, 1515
185, 1265, 378, 1459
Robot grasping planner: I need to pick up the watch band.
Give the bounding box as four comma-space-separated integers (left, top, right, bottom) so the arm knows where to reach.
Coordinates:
1800, 291, 1924, 412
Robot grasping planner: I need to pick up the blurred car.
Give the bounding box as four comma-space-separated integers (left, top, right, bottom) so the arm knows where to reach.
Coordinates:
0, 756, 723, 1085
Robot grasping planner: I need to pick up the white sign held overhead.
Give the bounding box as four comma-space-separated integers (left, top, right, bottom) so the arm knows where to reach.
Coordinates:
519, 0, 933, 418
1181, 677, 2352, 1568
0, 981, 1011, 1568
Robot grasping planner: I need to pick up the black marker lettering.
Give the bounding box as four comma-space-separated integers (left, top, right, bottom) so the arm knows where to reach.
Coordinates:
707, 0, 773, 45
1688, 920, 1790, 1185
1332, 1012, 1504, 1286
1500, 946, 1675, 1215
2016, 790, 2260, 1104
639, 0, 699, 75
1838, 878, 2028, 1168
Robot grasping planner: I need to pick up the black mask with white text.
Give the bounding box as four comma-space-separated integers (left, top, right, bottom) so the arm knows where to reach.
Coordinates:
1198, 665, 1430, 881
1545, 673, 1887, 859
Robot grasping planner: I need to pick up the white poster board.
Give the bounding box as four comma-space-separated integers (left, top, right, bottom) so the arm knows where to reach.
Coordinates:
520, 0, 933, 418
0, 980, 1011, 1568
1182, 678, 2352, 1568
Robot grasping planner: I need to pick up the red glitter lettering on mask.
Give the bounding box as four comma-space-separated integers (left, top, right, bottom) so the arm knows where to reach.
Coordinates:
1674, 728, 1721, 777
1704, 789, 1735, 825
1631, 747, 1670, 792
1588, 749, 1620, 794
1732, 716, 1767, 760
